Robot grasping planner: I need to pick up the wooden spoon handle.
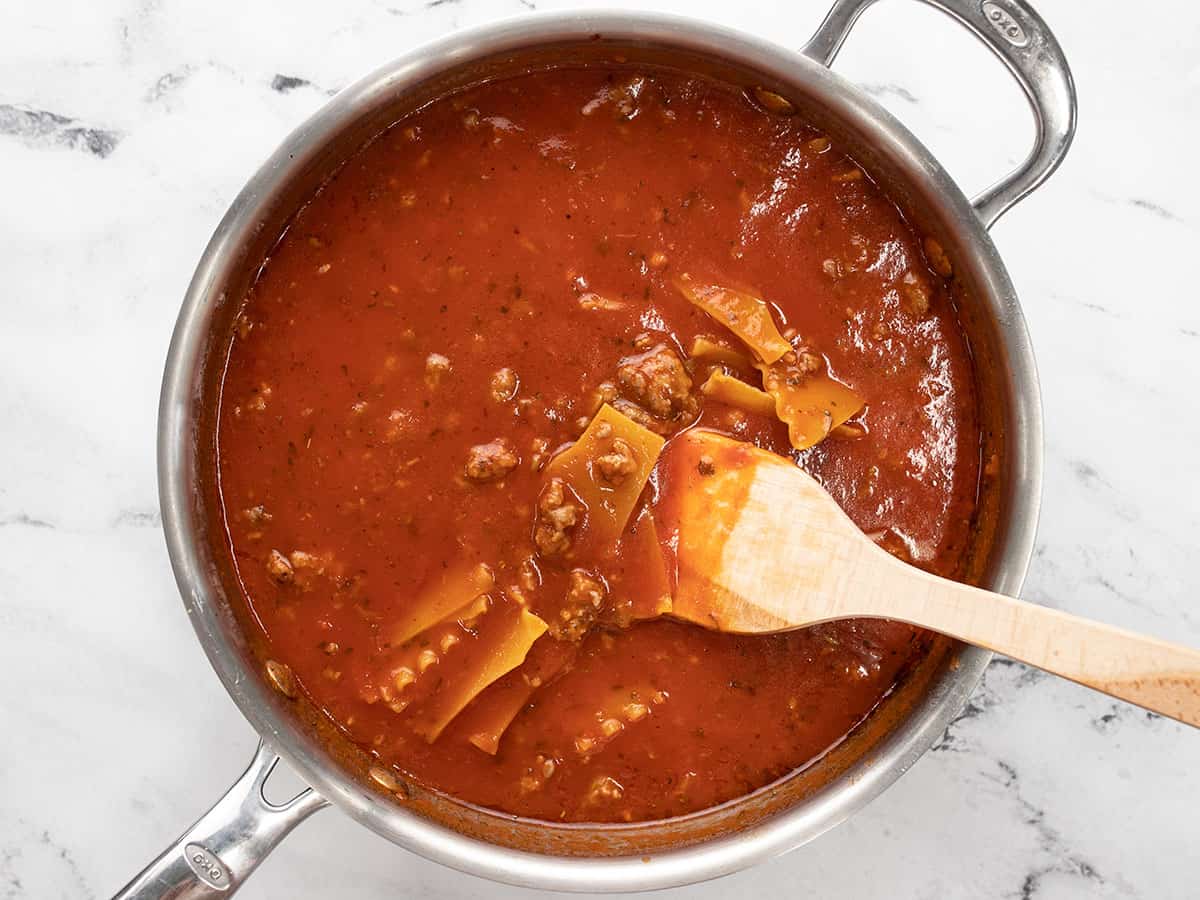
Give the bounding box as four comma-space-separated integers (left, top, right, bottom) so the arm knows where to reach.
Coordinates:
887, 570, 1200, 727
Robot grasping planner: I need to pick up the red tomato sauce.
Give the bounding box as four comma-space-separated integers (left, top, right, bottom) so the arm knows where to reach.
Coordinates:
214, 66, 981, 822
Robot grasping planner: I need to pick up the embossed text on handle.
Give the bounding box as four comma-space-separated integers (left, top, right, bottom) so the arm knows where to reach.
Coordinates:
183, 843, 231, 891
980, 0, 1030, 47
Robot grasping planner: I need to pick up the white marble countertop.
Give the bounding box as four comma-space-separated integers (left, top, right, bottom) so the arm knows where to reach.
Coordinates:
2, 1, 1197, 897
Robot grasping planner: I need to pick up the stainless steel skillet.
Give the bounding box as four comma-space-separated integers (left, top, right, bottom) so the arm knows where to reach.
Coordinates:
118, 1, 1075, 895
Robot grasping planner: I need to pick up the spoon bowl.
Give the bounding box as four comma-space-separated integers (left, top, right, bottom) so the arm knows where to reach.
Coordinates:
659, 430, 1200, 728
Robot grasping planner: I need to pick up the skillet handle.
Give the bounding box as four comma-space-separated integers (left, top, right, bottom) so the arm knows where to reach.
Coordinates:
112, 741, 328, 899
802, 0, 1077, 229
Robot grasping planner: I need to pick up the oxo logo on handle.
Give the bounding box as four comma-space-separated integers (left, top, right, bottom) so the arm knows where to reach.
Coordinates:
981, 0, 1031, 47
184, 843, 230, 891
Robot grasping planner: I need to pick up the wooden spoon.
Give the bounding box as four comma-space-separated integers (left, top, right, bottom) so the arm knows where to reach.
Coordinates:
658, 430, 1200, 727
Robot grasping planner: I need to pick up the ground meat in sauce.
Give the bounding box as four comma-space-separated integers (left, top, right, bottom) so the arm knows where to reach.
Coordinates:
528, 436, 551, 472
215, 65, 984, 824
464, 438, 519, 482
424, 352, 451, 387
553, 569, 607, 642
244, 505, 271, 524
265, 549, 293, 584
489, 367, 518, 402
615, 343, 698, 428
534, 477, 579, 557
595, 438, 637, 485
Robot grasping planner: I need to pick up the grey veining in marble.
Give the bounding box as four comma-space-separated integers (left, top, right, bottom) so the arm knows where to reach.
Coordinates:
1, 1, 1197, 898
